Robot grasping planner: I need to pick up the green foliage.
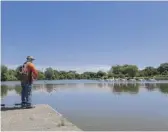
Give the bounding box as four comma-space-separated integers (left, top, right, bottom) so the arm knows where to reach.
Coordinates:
143, 67, 158, 77
109, 64, 138, 78
1, 62, 168, 81
157, 63, 168, 75
1, 65, 17, 81
1, 65, 8, 81
123, 65, 138, 77
38, 71, 45, 80
44, 67, 55, 80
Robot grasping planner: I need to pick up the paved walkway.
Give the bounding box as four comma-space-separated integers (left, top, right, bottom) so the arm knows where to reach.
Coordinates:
1, 104, 81, 131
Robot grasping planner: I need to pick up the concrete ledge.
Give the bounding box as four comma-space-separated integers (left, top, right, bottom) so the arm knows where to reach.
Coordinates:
1, 104, 82, 131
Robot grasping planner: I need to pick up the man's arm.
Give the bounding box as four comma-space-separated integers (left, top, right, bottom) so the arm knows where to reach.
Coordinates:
27, 63, 38, 79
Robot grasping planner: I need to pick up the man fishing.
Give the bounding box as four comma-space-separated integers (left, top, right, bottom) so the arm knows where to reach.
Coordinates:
19, 56, 38, 107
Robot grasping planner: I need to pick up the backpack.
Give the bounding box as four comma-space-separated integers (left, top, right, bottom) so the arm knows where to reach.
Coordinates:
18, 62, 29, 81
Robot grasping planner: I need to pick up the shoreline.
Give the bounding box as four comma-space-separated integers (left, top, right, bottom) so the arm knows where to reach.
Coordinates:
1, 104, 82, 131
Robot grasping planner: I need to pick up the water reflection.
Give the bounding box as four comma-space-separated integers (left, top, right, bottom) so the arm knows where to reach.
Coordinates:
1, 85, 9, 98
97, 83, 104, 88
1, 82, 168, 131
14, 85, 22, 95
157, 84, 168, 94
1, 83, 168, 97
112, 83, 139, 94
45, 84, 54, 93
145, 83, 157, 91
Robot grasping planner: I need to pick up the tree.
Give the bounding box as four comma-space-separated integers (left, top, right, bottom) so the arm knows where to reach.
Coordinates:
107, 68, 114, 78
138, 70, 145, 77
107, 72, 113, 78
53, 70, 60, 79
143, 67, 158, 77
1, 65, 17, 81
7, 69, 17, 81
38, 71, 45, 80
44, 67, 55, 80
1, 65, 8, 81
59, 71, 68, 79
1, 62, 168, 81
81, 72, 91, 79
75, 73, 81, 79
110, 64, 138, 78
15, 66, 22, 80
66, 71, 76, 79
110, 65, 122, 75
96, 71, 107, 79
157, 63, 168, 75
123, 65, 138, 78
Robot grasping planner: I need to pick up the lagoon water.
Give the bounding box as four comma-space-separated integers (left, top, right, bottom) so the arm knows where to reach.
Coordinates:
1, 80, 168, 131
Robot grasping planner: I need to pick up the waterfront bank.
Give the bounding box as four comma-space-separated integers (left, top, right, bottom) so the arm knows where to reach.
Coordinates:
1, 104, 82, 131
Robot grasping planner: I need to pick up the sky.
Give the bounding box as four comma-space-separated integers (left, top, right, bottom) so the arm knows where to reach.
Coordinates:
1, 1, 168, 73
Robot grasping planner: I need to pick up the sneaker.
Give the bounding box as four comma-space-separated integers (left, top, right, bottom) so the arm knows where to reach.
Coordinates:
21, 102, 26, 107
26, 103, 34, 108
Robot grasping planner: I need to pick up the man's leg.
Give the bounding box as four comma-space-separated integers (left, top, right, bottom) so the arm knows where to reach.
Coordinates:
26, 84, 32, 107
21, 83, 26, 105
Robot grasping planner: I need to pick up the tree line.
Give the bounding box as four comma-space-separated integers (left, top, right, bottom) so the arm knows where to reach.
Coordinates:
1, 62, 168, 81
